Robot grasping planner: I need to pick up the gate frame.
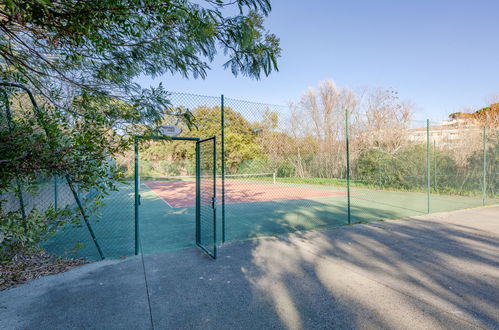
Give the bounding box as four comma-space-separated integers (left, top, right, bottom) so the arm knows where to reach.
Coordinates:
133, 135, 217, 259
196, 136, 217, 259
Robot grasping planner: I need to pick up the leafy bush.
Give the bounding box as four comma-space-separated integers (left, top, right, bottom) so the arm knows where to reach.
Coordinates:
236, 157, 296, 177
351, 142, 496, 196
0, 206, 74, 262
454, 136, 499, 196
354, 145, 429, 190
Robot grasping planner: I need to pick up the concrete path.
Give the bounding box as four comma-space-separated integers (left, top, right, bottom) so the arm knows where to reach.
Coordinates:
1, 206, 498, 329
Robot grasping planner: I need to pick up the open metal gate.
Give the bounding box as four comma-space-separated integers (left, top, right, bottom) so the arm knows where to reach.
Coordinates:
196, 137, 217, 259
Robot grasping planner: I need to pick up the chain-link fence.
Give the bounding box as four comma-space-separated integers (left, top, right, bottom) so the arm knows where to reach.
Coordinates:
483, 128, 498, 205
429, 123, 484, 211
42, 176, 135, 260
349, 120, 430, 222
2, 91, 497, 261
222, 97, 349, 242
132, 93, 221, 256
0, 175, 136, 260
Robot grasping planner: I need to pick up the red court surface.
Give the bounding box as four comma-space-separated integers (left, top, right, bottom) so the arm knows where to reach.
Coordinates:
144, 181, 348, 208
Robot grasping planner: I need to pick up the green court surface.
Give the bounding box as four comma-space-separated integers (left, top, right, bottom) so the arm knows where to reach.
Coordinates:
43, 180, 497, 260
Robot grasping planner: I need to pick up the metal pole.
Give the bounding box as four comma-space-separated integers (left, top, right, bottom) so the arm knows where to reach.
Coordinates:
378, 162, 382, 189
66, 175, 105, 259
427, 119, 431, 214
482, 127, 487, 206
134, 138, 140, 255
196, 142, 200, 245
345, 109, 351, 225
213, 137, 217, 259
433, 140, 437, 191
221, 94, 226, 243
54, 175, 58, 211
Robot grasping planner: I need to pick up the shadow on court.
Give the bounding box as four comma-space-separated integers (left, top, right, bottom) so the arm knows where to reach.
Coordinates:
2, 206, 498, 329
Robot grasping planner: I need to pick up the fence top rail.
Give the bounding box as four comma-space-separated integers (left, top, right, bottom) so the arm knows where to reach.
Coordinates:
135, 136, 200, 142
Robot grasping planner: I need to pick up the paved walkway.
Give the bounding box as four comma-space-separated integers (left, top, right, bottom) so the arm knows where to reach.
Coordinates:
1, 206, 498, 329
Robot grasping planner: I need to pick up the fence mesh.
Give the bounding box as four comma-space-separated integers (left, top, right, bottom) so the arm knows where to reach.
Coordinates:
2, 91, 497, 261
223, 97, 348, 241
0, 174, 135, 260
41, 177, 135, 260
485, 128, 498, 205
349, 120, 429, 222
430, 122, 484, 211
130, 93, 221, 255
198, 137, 216, 258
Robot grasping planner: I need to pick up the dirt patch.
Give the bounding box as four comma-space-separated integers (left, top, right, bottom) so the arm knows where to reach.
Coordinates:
1, 252, 89, 291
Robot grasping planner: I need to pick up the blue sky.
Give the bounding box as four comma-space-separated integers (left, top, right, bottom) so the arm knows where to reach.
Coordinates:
137, 0, 499, 122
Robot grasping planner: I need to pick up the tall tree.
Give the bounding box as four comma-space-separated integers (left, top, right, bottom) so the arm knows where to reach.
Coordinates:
137, 105, 262, 175
0, 0, 280, 122
0, 0, 281, 184
0, 0, 280, 258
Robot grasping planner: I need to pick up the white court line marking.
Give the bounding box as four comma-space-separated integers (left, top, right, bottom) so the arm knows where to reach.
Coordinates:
142, 183, 173, 209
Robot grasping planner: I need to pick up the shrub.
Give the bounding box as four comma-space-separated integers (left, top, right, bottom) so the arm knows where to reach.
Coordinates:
0, 206, 74, 262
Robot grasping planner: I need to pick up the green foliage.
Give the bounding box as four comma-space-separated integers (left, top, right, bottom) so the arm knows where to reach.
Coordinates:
460, 134, 499, 196
351, 142, 496, 196
0, 88, 129, 261
354, 145, 428, 190
0, 206, 75, 262
1, 1, 280, 259
138, 106, 262, 175
1, 0, 280, 118
237, 157, 295, 177
139, 159, 195, 179
0, 91, 128, 192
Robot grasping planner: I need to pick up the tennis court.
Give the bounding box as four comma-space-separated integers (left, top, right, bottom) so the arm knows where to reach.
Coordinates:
144, 175, 349, 208
42, 173, 496, 260
3, 90, 497, 262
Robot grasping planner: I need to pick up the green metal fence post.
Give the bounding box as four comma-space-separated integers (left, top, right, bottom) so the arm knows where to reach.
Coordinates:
482, 127, 487, 206
134, 138, 140, 255
66, 175, 105, 260
196, 142, 200, 245
213, 136, 217, 258
221, 94, 226, 243
54, 175, 58, 211
433, 140, 437, 191
427, 119, 431, 214
345, 109, 351, 225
